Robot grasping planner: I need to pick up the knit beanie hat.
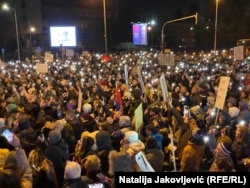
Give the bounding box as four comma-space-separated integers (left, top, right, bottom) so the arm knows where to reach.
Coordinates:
119, 116, 131, 127
226, 97, 236, 106
48, 130, 62, 145
64, 161, 81, 180
125, 131, 139, 143
218, 141, 231, 155
191, 128, 203, 141
96, 130, 112, 150
7, 104, 17, 112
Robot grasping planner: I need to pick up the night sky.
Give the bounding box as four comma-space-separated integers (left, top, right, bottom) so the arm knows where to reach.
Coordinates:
119, 0, 205, 22
104, 0, 207, 48
1, 0, 249, 53
111, 0, 250, 50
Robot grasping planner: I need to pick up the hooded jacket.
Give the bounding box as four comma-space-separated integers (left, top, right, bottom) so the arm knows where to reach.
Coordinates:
179, 140, 205, 172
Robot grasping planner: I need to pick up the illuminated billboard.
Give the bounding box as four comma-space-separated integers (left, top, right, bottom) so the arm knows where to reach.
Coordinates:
50, 26, 76, 47
132, 23, 148, 45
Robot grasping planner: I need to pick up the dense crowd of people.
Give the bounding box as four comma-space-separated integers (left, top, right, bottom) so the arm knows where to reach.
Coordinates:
0, 49, 250, 188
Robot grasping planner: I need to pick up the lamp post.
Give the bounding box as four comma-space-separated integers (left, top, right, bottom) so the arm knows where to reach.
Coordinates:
214, 0, 219, 51
30, 27, 35, 40
103, 0, 108, 54
148, 20, 155, 47
2, 4, 20, 62
161, 13, 198, 51
30, 27, 36, 47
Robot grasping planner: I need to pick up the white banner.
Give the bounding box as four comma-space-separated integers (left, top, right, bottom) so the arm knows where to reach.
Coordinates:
234, 46, 244, 60
158, 52, 175, 66
160, 73, 168, 102
215, 76, 230, 110
124, 64, 128, 86
44, 52, 54, 63
36, 63, 48, 73
66, 49, 74, 57
135, 151, 155, 172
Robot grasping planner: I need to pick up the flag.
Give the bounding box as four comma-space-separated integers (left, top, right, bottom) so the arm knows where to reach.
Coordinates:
115, 82, 122, 111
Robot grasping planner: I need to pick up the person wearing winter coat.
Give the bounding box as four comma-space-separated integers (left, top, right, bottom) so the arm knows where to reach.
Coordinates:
209, 140, 235, 172
231, 124, 250, 171
145, 137, 165, 172
120, 130, 145, 172
236, 100, 250, 128
2, 134, 33, 188
62, 161, 87, 188
74, 132, 96, 163
179, 128, 205, 171
33, 145, 67, 188
96, 130, 113, 176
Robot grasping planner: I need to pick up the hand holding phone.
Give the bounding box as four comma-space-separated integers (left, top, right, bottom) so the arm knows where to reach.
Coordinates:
184, 105, 189, 115
183, 105, 192, 118
87, 183, 104, 188
1, 129, 14, 143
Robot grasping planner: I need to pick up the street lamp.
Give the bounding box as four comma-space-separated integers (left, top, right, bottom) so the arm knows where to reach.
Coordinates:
147, 20, 156, 47
161, 13, 198, 51
214, 0, 219, 51
30, 27, 35, 40
103, 0, 108, 54
2, 4, 21, 62
30, 27, 36, 47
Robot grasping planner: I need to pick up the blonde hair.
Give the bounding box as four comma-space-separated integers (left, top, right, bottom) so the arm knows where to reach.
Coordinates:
80, 130, 99, 151
42, 121, 54, 130
54, 120, 65, 132
83, 154, 101, 172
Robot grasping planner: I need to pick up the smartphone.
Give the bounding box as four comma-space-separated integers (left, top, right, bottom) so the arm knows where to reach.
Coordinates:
183, 105, 189, 115
87, 183, 105, 188
1, 129, 14, 142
